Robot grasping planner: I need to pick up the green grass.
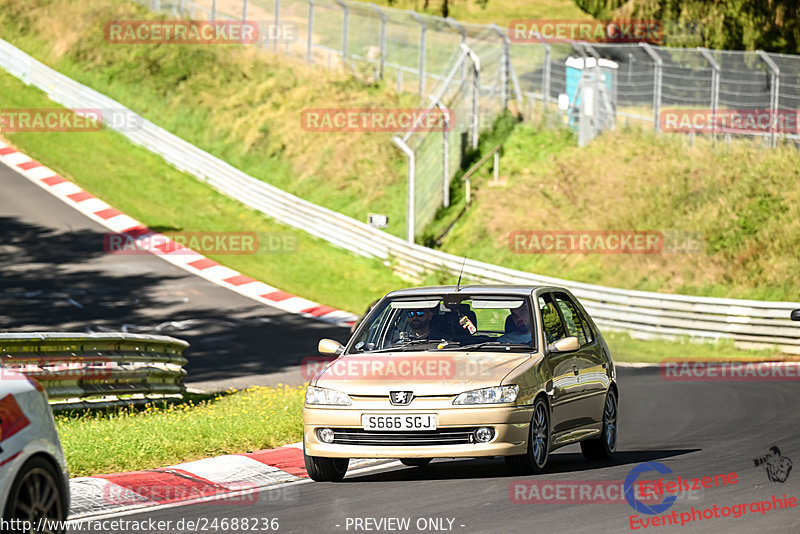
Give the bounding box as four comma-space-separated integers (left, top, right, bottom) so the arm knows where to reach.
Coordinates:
55, 386, 305, 477
606, 332, 793, 364
0, 69, 405, 313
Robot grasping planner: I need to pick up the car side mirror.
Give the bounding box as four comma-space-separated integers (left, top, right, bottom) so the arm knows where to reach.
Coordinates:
792, 310, 800, 321
318, 338, 345, 356
547, 336, 579, 354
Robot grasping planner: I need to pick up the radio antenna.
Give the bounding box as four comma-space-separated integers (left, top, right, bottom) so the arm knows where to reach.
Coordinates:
456, 257, 467, 291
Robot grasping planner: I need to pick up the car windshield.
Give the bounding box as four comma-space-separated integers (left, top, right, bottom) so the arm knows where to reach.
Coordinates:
348, 295, 535, 353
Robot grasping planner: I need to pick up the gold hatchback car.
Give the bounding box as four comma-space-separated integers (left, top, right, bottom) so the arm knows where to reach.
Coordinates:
303, 285, 618, 481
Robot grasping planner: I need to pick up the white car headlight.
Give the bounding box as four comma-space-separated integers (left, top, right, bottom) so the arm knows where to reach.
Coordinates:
305, 386, 352, 406
453, 385, 519, 405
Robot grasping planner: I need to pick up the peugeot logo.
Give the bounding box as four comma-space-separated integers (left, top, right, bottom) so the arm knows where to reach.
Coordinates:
390, 391, 413, 405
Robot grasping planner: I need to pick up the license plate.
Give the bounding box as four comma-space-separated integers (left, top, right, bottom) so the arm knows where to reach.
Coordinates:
361, 414, 437, 431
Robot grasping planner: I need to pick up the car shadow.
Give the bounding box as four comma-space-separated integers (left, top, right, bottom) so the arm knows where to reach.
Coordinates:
344, 448, 701, 483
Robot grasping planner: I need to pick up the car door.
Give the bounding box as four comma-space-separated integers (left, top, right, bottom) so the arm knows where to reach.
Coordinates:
552, 292, 610, 426
537, 293, 583, 435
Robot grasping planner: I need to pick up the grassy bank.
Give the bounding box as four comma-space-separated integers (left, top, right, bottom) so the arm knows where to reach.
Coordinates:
438, 123, 800, 302
55, 386, 305, 477
0, 0, 413, 238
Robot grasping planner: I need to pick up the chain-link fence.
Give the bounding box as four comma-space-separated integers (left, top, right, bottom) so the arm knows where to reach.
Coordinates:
135, 0, 800, 238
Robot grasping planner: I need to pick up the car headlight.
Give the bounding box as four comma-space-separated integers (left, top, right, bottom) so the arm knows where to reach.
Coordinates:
453, 385, 519, 405
305, 386, 352, 406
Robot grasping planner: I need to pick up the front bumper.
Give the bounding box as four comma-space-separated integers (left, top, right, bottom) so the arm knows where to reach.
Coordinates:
303, 403, 533, 458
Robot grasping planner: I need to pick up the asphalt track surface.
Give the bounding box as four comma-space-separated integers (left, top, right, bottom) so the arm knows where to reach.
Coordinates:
0, 163, 353, 391
3, 163, 799, 534
69, 366, 800, 534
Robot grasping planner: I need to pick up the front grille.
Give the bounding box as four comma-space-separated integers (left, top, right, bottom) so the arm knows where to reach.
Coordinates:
331, 428, 479, 446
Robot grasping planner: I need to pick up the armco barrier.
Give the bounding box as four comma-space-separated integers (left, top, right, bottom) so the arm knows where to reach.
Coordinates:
0, 333, 188, 404
0, 39, 798, 353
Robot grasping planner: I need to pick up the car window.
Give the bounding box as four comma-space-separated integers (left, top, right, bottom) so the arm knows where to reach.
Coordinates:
538, 294, 566, 345
554, 293, 593, 345
349, 296, 534, 352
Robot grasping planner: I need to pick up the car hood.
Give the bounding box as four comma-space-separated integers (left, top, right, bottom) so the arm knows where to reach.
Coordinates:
313, 351, 532, 396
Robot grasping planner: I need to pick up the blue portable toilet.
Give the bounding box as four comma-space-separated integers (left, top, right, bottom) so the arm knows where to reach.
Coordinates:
565, 57, 618, 129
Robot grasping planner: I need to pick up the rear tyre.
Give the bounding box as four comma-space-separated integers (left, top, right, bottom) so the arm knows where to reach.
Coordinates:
3, 456, 66, 534
400, 458, 432, 467
304, 453, 349, 482
505, 397, 550, 475
580, 389, 618, 461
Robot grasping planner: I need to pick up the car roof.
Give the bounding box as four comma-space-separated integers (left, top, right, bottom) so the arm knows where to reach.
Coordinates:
385, 284, 567, 298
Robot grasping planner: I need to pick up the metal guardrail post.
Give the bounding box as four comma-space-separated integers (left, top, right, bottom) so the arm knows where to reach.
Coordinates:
306, 0, 314, 63
490, 23, 509, 110
369, 4, 387, 80
334, 0, 349, 63
757, 50, 781, 148
210, 0, 216, 21
242, 0, 248, 21
410, 12, 427, 96
272, 0, 281, 52
698, 47, 720, 142
445, 18, 467, 84
392, 137, 415, 242
640, 43, 663, 132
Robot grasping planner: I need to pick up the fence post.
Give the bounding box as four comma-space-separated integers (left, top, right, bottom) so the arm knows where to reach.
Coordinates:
392, 137, 415, 243
490, 23, 509, 110
335, 0, 349, 62
445, 18, 467, 84
429, 97, 451, 208
411, 13, 427, 96
272, 0, 281, 51
640, 43, 663, 132
210, 0, 216, 20
369, 4, 387, 80
698, 47, 720, 142
757, 50, 781, 148
461, 43, 481, 149
306, 0, 314, 63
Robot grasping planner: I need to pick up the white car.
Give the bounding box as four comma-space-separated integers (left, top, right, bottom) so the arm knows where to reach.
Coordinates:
0, 370, 69, 533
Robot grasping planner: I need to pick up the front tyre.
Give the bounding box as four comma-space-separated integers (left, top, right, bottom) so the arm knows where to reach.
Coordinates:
3, 456, 66, 534
580, 389, 618, 460
505, 397, 550, 475
304, 453, 349, 482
